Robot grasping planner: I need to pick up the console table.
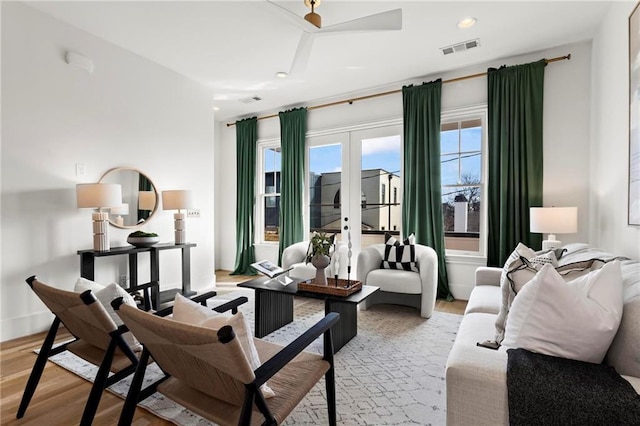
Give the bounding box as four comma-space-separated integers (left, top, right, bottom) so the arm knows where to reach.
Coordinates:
77, 242, 196, 309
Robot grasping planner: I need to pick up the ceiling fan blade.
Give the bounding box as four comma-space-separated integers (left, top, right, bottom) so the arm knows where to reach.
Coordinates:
319, 8, 402, 33
265, 0, 319, 33
289, 32, 315, 76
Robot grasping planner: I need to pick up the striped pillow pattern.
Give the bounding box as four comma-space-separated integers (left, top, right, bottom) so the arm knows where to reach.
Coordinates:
381, 233, 419, 272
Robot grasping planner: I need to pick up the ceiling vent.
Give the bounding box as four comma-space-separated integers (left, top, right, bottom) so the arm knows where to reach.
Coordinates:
440, 38, 480, 55
238, 96, 262, 104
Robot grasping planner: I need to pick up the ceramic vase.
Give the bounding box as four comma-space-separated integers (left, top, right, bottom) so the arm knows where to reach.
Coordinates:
311, 253, 330, 286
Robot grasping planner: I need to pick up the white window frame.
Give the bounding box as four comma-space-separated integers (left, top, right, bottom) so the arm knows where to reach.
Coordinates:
256, 139, 281, 245
440, 105, 488, 258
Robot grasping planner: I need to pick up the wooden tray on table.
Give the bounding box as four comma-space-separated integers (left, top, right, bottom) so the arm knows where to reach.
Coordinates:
297, 278, 362, 296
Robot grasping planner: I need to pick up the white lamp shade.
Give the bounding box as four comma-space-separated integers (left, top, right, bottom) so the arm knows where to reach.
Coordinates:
530, 207, 578, 234
138, 191, 156, 210
110, 203, 129, 215
162, 190, 195, 210
76, 183, 122, 209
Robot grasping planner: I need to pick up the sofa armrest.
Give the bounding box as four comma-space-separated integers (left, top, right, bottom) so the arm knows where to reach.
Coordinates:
475, 267, 502, 287
356, 246, 383, 282
281, 241, 309, 269
416, 245, 438, 318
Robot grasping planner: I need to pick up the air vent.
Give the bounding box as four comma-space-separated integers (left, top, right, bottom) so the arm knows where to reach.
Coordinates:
238, 96, 262, 104
440, 38, 480, 55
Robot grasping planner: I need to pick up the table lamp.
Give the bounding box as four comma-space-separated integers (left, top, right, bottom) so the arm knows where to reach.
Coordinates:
530, 207, 578, 250
77, 183, 122, 251
162, 190, 195, 244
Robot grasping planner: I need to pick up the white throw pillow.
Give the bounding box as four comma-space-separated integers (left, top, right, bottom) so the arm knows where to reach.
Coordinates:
494, 243, 537, 343
172, 294, 275, 398
74, 278, 142, 351
501, 261, 624, 364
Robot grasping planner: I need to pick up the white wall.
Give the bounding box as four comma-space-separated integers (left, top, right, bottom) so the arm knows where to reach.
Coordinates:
1, 3, 216, 341
216, 40, 594, 299
590, 1, 640, 260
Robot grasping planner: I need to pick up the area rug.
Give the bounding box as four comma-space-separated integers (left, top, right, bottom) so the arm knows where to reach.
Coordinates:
46, 289, 462, 425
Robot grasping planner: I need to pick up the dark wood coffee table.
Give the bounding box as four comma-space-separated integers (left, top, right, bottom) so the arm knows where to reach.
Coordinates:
238, 276, 379, 352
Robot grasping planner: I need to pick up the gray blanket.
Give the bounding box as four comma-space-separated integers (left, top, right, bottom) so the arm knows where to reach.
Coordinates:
506, 348, 640, 426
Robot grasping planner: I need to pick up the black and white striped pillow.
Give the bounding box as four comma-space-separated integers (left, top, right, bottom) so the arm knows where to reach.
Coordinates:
380, 233, 419, 272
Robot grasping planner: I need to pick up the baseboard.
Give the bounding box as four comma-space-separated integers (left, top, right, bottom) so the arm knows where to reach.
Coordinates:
1, 310, 54, 342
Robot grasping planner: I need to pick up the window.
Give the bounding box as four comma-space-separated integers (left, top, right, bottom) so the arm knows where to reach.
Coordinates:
441, 109, 486, 255
259, 145, 281, 242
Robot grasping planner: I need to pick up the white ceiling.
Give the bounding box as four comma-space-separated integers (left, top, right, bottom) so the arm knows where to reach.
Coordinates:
26, 1, 613, 121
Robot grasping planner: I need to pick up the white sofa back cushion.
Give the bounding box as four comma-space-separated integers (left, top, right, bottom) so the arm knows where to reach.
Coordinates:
501, 261, 624, 364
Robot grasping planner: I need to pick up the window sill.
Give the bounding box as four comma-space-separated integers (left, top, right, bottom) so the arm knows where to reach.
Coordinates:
444, 252, 487, 265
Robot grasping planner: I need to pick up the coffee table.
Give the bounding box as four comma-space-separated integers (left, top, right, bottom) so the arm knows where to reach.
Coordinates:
238, 276, 379, 352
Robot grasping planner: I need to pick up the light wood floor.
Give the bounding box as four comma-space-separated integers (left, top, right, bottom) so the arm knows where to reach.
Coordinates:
0, 271, 466, 425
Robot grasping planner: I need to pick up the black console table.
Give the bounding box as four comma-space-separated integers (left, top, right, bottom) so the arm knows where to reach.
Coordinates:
77, 242, 196, 309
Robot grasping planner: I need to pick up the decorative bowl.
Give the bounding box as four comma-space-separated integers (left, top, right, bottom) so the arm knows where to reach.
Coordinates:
127, 236, 160, 248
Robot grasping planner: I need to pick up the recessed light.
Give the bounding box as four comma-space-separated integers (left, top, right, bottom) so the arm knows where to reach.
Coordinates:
275, 71, 288, 79
213, 106, 220, 111
457, 17, 477, 29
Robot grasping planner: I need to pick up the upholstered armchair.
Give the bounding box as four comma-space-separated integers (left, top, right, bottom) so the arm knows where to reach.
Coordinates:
282, 241, 349, 281
356, 243, 438, 318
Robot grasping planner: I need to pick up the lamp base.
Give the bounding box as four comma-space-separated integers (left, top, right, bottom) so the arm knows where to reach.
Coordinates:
174, 213, 186, 245
92, 212, 110, 251
542, 234, 561, 251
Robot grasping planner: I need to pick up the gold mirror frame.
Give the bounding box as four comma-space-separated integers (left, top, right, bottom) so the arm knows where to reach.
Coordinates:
99, 167, 159, 229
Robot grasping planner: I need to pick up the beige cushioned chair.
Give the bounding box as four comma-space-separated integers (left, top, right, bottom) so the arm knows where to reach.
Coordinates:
17, 276, 144, 425
356, 243, 438, 318
113, 299, 340, 425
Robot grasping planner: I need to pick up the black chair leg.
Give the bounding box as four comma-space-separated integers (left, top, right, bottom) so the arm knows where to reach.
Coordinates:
79, 339, 117, 426
17, 318, 61, 419
325, 366, 337, 426
118, 349, 150, 426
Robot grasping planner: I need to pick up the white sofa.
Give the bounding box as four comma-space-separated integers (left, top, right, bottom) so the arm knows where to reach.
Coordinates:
356, 243, 438, 318
445, 243, 640, 425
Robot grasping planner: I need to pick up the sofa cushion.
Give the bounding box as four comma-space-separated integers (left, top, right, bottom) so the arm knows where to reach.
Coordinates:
501, 261, 624, 364
365, 269, 421, 294
380, 233, 418, 272
288, 262, 316, 280
465, 285, 501, 315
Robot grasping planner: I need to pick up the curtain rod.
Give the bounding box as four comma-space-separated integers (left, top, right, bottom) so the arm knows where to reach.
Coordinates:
225, 54, 571, 128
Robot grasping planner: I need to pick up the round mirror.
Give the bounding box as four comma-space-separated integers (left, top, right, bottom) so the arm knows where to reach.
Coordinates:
99, 167, 159, 229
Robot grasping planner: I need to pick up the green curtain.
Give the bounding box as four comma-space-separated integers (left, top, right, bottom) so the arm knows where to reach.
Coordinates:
231, 117, 258, 275
487, 60, 546, 267
402, 80, 451, 300
278, 108, 307, 265
137, 174, 152, 222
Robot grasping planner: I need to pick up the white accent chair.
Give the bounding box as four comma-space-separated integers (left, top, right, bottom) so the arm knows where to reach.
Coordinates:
356, 243, 438, 318
282, 241, 349, 281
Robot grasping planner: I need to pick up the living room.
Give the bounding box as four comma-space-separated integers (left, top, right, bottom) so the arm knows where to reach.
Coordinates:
2, 1, 639, 424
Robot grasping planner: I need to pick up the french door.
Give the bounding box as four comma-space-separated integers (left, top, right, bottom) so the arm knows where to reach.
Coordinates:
306, 122, 403, 275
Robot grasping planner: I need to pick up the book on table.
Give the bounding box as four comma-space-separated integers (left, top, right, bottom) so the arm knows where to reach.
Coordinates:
251, 260, 293, 284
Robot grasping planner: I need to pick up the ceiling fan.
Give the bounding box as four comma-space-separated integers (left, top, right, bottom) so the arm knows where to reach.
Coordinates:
267, 0, 402, 76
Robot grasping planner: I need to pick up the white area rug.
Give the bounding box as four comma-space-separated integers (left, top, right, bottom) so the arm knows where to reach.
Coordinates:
46, 289, 462, 425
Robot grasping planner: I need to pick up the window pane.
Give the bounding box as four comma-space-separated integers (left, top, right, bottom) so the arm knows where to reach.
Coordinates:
441, 128, 459, 154
309, 144, 342, 232
264, 196, 280, 242
442, 186, 480, 251
264, 147, 281, 172
460, 126, 482, 152
460, 153, 481, 183
441, 154, 459, 185
361, 135, 401, 237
